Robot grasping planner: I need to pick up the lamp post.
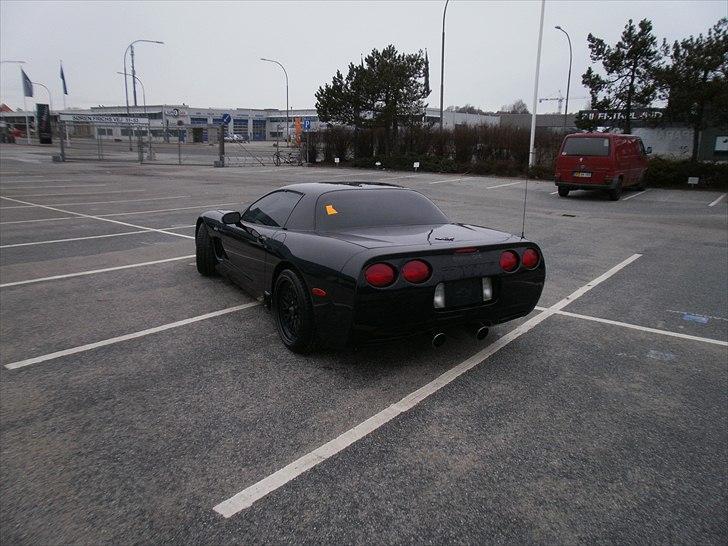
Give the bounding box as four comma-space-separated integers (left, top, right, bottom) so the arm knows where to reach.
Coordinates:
123, 39, 163, 149
261, 58, 289, 146
439, 0, 450, 132
1, 60, 30, 143
555, 25, 572, 133
118, 71, 150, 160
528, 0, 546, 169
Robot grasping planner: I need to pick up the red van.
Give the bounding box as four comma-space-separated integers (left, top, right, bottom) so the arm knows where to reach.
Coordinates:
554, 132, 650, 201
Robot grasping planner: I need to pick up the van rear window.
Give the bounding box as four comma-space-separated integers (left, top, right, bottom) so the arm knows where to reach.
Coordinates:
562, 137, 610, 156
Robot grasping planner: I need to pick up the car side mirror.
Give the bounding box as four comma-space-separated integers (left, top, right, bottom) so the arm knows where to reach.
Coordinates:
645, 146, 652, 155
221, 211, 241, 225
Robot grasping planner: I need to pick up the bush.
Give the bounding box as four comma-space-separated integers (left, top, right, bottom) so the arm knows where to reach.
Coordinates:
644, 157, 728, 189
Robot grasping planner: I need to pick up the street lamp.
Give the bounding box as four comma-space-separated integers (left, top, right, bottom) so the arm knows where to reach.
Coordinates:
1, 60, 30, 143
439, 0, 450, 132
261, 58, 289, 146
123, 39, 163, 149
555, 25, 572, 133
117, 72, 146, 116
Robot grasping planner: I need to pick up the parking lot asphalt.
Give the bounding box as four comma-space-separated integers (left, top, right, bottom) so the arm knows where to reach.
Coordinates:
1, 143, 726, 544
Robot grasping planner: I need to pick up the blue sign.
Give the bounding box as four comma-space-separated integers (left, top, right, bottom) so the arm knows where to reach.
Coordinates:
303, 119, 311, 131
221, 113, 232, 124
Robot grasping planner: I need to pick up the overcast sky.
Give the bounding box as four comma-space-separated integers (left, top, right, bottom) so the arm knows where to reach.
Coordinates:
1, 1, 725, 114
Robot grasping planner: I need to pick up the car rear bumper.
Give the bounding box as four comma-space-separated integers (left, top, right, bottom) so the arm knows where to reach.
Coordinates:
556, 177, 619, 191
315, 268, 545, 346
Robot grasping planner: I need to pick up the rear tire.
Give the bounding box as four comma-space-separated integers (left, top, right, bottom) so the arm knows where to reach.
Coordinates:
195, 224, 217, 276
608, 180, 623, 201
273, 269, 316, 354
557, 187, 569, 197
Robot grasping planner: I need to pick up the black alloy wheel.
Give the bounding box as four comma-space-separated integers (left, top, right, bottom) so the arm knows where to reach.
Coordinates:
273, 269, 316, 353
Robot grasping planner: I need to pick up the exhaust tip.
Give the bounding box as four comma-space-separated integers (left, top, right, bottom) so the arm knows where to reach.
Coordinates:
475, 326, 489, 341
432, 332, 447, 348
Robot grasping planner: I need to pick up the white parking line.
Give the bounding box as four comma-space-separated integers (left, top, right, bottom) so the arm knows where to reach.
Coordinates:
0, 224, 197, 248
1, 184, 108, 190
4, 189, 146, 198
212, 253, 642, 518
556, 310, 728, 347
0, 255, 195, 288
534, 305, 727, 345
0, 202, 240, 225
486, 181, 521, 189
4, 302, 260, 370
550, 190, 558, 195
0, 195, 190, 209
0, 196, 195, 240
622, 189, 649, 201
708, 193, 726, 207
430, 178, 465, 185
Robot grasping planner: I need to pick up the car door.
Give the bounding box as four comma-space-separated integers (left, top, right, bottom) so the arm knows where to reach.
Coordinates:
220, 190, 303, 297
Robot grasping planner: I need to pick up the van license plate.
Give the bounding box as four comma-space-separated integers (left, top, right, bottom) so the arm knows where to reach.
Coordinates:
573, 171, 592, 178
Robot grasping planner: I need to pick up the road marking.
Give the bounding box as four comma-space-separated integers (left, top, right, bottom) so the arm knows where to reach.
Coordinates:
212, 253, 642, 518
622, 189, 649, 201
4, 302, 260, 370
3, 189, 146, 198
0, 196, 194, 240
708, 193, 726, 207
0, 195, 190, 209
666, 309, 728, 322
550, 190, 558, 195
533, 306, 728, 346
0, 255, 195, 288
430, 177, 465, 185
0, 202, 238, 225
99, 203, 239, 218
0, 224, 197, 248
486, 181, 521, 189
0, 184, 108, 190
555, 310, 728, 347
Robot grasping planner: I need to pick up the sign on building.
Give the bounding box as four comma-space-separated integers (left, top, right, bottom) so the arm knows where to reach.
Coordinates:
577, 108, 664, 124
59, 113, 149, 125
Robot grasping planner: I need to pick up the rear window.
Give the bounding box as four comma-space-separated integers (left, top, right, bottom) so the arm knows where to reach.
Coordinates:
316, 189, 449, 231
562, 137, 610, 156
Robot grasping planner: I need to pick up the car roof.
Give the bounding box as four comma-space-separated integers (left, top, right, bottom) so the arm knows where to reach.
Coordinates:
567, 132, 639, 139
279, 181, 405, 196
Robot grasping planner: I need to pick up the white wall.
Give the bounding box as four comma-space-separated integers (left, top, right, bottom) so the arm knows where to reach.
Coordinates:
632, 127, 693, 159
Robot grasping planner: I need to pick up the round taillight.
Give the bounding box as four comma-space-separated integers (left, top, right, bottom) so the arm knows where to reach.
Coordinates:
522, 248, 540, 269
499, 250, 519, 272
364, 263, 397, 287
401, 259, 431, 284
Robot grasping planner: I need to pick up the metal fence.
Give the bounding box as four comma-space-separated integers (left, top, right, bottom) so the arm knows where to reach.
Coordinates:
56, 121, 304, 168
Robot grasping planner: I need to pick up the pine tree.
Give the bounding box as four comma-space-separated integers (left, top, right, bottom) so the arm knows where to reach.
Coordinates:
581, 19, 663, 133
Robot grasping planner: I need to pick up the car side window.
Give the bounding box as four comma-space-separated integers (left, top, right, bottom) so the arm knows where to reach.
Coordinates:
637, 139, 646, 155
242, 191, 302, 227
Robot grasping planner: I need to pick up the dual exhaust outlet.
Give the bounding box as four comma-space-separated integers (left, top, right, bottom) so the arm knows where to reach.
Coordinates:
432, 324, 489, 348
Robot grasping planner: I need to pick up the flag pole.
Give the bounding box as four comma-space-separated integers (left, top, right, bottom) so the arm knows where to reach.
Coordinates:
61, 60, 69, 143
21, 66, 31, 144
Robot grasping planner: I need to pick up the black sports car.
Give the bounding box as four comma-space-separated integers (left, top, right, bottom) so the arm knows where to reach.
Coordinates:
195, 182, 545, 352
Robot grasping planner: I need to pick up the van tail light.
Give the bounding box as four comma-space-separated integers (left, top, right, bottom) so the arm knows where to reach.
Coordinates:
401, 260, 431, 283
364, 263, 396, 287
522, 248, 540, 269
499, 250, 519, 272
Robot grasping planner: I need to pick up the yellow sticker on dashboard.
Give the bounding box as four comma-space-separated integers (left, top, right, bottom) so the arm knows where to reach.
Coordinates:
325, 204, 338, 215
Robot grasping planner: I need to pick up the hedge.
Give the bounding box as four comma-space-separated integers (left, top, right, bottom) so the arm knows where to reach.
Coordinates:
643, 157, 728, 189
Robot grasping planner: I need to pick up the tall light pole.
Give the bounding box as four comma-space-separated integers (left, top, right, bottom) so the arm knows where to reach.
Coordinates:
261, 58, 289, 146
117, 72, 146, 116
123, 39, 163, 149
439, 0, 450, 132
1, 60, 30, 143
555, 25, 572, 133
528, 0, 546, 169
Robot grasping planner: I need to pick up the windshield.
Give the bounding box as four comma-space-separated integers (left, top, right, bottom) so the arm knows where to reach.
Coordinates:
562, 137, 611, 156
316, 189, 449, 231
